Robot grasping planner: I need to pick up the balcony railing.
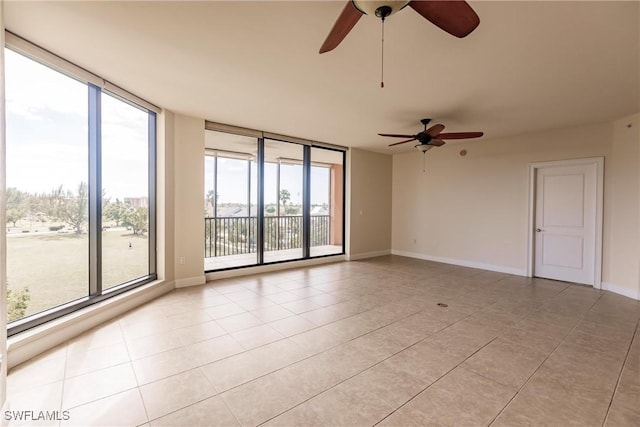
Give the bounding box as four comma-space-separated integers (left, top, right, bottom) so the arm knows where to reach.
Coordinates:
205, 215, 331, 258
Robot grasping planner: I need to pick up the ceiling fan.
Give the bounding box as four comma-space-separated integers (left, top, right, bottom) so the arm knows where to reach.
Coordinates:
319, 1, 480, 54
380, 118, 483, 151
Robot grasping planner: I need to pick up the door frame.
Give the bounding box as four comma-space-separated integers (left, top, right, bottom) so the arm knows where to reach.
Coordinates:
526, 157, 604, 288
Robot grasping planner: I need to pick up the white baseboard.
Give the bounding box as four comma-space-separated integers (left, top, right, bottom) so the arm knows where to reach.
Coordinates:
347, 250, 391, 261
205, 255, 345, 282
175, 275, 207, 288
7, 280, 174, 369
391, 250, 527, 277
601, 282, 640, 301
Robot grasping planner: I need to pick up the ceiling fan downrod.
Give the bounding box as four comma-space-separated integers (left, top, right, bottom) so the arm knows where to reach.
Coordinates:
380, 17, 385, 88
378, 6, 392, 88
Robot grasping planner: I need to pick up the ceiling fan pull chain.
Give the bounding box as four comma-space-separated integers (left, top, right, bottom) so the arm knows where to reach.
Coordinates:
380, 17, 385, 88
423, 151, 426, 172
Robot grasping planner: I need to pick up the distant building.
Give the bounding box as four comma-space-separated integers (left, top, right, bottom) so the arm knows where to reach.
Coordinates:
217, 206, 248, 217
125, 197, 148, 209
311, 205, 328, 216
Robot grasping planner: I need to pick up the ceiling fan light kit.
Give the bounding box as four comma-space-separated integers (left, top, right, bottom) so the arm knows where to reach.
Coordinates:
351, 1, 410, 18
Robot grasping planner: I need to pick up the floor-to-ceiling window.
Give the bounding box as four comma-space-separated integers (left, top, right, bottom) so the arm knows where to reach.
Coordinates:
263, 139, 304, 263
101, 92, 152, 289
204, 131, 258, 270
204, 126, 345, 271
310, 147, 344, 257
5, 48, 90, 319
5, 34, 157, 334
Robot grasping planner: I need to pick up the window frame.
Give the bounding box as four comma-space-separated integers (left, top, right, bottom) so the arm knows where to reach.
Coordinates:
5, 33, 158, 336
203, 124, 347, 272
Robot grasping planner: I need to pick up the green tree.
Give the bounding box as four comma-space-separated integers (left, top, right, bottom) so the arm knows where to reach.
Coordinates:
6, 187, 27, 227
53, 182, 88, 234
285, 206, 299, 215
279, 189, 291, 213
104, 198, 128, 226
7, 286, 30, 323
123, 206, 148, 235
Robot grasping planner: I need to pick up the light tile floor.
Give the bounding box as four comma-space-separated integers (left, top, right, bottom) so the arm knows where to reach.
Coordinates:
7, 255, 640, 426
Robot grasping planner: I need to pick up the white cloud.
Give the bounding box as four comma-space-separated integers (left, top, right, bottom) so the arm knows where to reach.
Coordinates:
5, 48, 150, 200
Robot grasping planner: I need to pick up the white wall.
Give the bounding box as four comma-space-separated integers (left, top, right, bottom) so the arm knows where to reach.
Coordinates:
392, 117, 640, 299
348, 148, 392, 259
603, 114, 640, 298
172, 114, 206, 287
157, 110, 175, 283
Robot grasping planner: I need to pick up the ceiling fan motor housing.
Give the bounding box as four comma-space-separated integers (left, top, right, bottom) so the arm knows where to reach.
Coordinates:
417, 134, 432, 144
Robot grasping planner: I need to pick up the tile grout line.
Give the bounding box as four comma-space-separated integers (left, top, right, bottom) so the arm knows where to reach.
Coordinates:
601, 319, 640, 427
119, 319, 152, 426
372, 333, 504, 426
133, 286, 431, 384
486, 292, 605, 426
57, 341, 70, 427
256, 299, 498, 426
255, 272, 555, 424
63, 280, 504, 424
138, 300, 438, 425
12, 261, 636, 427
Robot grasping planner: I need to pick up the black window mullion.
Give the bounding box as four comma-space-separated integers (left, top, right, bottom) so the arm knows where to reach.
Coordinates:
88, 83, 102, 296
214, 155, 218, 257
302, 145, 311, 258
247, 158, 252, 253
257, 138, 265, 264
341, 150, 347, 255
148, 112, 157, 277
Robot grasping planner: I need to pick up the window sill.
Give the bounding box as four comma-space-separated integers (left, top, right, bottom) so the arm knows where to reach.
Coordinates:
7, 279, 174, 369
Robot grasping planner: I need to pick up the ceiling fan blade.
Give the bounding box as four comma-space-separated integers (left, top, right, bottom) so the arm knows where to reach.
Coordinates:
425, 124, 445, 137
408, 1, 480, 38
319, 2, 363, 54
378, 133, 416, 138
429, 139, 446, 147
388, 138, 417, 147
437, 132, 484, 139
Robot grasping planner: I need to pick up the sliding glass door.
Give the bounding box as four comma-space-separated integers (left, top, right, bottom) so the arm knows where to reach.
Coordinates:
310, 147, 344, 257
204, 129, 345, 272
264, 139, 304, 263
204, 131, 258, 270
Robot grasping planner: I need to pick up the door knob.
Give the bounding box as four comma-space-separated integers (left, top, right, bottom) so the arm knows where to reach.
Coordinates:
536, 228, 543, 232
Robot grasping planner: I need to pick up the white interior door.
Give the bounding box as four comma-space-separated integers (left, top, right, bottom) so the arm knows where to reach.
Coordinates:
534, 162, 598, 285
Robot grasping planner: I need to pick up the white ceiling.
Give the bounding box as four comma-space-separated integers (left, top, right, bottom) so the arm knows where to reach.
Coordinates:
4, 1, 639, 153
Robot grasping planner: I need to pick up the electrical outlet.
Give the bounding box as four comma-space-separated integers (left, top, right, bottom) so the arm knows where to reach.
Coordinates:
179, 256, 186, 265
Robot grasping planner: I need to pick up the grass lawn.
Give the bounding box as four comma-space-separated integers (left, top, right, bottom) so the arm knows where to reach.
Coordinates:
7, 229, 148, 318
